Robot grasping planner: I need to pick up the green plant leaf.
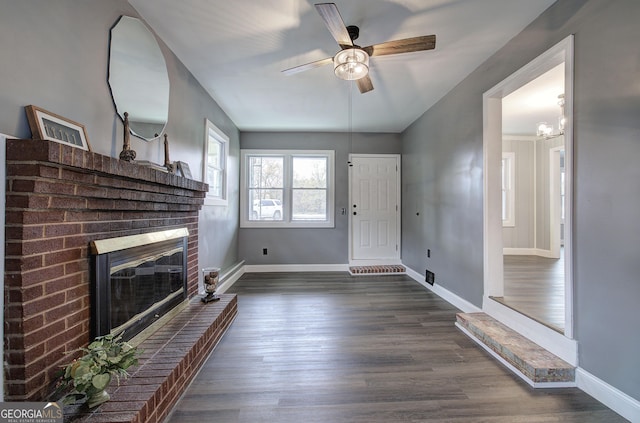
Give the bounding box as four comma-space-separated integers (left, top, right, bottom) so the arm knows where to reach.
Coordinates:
92, 373, 111, 390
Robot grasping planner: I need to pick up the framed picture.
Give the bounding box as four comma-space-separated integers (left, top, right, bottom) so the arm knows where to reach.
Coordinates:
176, 161, 192, 179
25, 105, 91, 151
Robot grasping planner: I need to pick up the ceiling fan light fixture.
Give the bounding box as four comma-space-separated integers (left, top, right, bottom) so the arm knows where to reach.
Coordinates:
334, 48, 369, 80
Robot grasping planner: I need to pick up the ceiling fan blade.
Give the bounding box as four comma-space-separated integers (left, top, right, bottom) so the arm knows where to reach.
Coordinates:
315, 3, 353, 48
282, 57, 333, 76
363, 35, 436, 57
356, 75, 374, 94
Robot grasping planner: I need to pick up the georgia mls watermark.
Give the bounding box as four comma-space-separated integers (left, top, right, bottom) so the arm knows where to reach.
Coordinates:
0, 403, 63, 423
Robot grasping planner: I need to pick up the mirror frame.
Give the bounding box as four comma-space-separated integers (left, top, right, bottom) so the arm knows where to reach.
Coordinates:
108, 15, 170, 141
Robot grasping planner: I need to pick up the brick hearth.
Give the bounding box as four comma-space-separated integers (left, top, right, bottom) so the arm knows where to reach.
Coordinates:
3, 139, 213, 402
73, 295, 237, 423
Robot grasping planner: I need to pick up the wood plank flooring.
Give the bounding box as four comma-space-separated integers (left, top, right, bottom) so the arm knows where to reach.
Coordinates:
498, 252, 565, 332
165, 272, 624, 423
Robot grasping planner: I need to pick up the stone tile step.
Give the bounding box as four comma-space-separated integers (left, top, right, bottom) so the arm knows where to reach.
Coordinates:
349, 265, 406, 276
456, 312, 575, 387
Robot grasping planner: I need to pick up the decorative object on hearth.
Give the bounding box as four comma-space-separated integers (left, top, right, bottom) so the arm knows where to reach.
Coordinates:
57, 332, 140, 408
201, 267, 221, 303
25, 105, 91, 151
119, 112, 137, 162
176, 161, 192, 179
164, 134, 176, 173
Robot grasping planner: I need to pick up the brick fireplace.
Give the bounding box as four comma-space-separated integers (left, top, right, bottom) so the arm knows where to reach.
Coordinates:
3, 139, 229, 407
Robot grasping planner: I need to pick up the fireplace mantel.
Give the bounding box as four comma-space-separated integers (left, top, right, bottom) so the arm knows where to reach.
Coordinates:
4, 139, 209, 401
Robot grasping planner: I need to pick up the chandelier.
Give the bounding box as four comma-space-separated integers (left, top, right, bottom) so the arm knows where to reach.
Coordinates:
536, 94, 566, 139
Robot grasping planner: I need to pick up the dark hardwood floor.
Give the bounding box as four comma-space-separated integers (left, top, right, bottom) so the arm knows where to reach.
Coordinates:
166, 272, 624, 422
498, 252, 565, 332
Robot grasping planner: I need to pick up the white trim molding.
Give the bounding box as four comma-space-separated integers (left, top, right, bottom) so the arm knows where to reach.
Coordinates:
243, 264, 349, 273
576, 368, 640, 423
404, 266, 482, 314
215, 261, 246, 295
503, 248, 559, 258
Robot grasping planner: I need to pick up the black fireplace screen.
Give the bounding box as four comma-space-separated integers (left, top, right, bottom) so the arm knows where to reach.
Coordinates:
91, 229, 188, 341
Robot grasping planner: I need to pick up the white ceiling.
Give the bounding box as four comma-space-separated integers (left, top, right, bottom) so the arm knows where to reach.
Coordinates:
503, 63, 565, 136
129, 0, 557, 133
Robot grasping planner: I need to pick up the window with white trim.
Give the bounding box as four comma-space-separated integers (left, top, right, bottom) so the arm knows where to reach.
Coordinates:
502, 152, 515, 227
240, 150, 334, 228
204, 119, 228, 206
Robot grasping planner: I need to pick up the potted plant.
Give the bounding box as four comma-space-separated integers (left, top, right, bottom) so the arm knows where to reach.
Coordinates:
58, 333, 140, 408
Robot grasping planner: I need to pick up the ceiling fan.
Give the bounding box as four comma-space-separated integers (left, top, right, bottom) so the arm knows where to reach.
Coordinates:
282, 2, 436, 94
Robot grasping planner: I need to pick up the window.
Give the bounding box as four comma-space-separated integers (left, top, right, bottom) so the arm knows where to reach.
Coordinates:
502, 152, 515, 227
240, 150, 334, 228
204, 119, 229, 206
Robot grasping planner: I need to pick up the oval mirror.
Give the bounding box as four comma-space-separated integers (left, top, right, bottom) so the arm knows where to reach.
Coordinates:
108, 16, 170, 141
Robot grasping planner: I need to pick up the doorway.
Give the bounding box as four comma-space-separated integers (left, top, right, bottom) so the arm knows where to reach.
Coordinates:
482, 36, 576, 363
348, 154, 401, 265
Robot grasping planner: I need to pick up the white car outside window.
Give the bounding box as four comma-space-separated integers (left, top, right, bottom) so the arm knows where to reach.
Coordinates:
252, 199, 282, 220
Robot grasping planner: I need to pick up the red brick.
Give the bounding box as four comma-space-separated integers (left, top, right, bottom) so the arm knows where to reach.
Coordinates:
44, 223, 81, 237
23, 319, 65, 348
23, 285, 45, 302
63, 260, 84, 275
45, 298, 84, 323
43, 275, 79, 295
5, 225, 45, 241
10, 179, 36, 192
6, 194, 51, 209
21, 210, 67, 224
45, 328, 79, 354
65, 308, 90, 329
44, 248, 82, 266
6, 163, 40, 176
60, 168, 95, 185
65, 284, 89, 302
65, 210, 100, 221
5, 303, 24, 320
23, 315, 45, 334
49, 195, 87, 209
18, 264, 65, 287
22, 292, 66, 317
63, 234, 91, 249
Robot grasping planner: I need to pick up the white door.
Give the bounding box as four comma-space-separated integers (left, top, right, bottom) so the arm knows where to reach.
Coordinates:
349, 155, 400, 263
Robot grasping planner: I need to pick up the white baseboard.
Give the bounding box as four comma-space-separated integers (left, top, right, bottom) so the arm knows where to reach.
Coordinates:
216, 260, 246, 294
577, 368, 640, 422
243, 263, 349, 273
404, 266, 482, 313
503, 248, 558, 258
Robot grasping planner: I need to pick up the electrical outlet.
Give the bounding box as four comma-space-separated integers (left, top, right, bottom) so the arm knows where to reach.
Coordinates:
262, 248, 268, 255
425, 269, 435, 285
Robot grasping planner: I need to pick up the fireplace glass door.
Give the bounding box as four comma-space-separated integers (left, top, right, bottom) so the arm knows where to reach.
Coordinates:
92, 230, 188, 341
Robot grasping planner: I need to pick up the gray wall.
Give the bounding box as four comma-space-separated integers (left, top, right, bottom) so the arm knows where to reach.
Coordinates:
239, 132, 401, 264
401, 0, 640, 401
0, 0, 240, 283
